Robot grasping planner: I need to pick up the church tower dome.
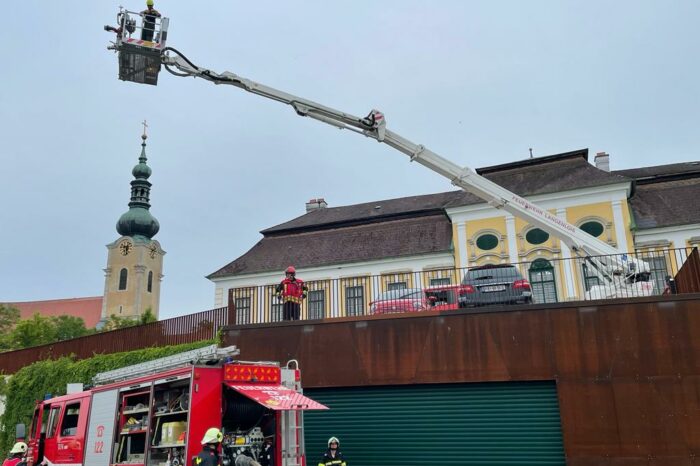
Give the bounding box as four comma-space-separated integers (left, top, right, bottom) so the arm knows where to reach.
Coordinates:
100, 124, 165, 328
116, 133, 160, 239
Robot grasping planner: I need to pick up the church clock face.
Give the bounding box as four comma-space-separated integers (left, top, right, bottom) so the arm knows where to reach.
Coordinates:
119, 240, 133, 256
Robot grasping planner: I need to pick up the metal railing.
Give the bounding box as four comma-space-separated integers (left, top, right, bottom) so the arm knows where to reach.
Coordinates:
228, 248, 699, 324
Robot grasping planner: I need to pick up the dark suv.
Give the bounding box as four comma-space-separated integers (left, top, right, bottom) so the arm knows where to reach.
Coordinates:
460, 264, 533, 306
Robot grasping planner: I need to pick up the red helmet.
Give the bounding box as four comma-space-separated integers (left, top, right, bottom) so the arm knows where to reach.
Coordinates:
285, 266, 296, 274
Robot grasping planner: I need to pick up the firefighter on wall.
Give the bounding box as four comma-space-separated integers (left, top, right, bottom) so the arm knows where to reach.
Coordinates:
275, 266, 308, 320
2, 443, 27, 466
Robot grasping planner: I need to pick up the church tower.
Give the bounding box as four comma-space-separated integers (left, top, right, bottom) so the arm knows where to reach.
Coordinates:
100, 127, 164, 325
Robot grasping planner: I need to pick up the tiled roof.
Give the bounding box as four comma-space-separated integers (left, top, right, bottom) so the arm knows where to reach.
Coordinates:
613, 162, 700, 182
613, 161, 700, 230
629, 178, 700, 229
265, 149, 630, 234
208, 214, 453, 278
7, 296, 103, 328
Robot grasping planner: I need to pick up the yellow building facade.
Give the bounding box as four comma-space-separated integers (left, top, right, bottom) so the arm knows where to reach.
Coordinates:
211, 150, 700, 320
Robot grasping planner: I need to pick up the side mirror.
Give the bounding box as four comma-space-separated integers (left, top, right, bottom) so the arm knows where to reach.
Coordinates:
16, 423, 26, 440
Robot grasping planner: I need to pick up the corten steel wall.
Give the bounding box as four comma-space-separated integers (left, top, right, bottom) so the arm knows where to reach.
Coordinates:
222, 294, 700, 466
676, 248, 700, 294
0, 306, 233, 374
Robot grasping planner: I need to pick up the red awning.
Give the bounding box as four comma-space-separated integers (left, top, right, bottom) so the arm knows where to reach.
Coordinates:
225, 383, 328, 411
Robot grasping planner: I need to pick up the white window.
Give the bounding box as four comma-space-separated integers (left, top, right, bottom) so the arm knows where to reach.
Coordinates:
345, 286, 365, 316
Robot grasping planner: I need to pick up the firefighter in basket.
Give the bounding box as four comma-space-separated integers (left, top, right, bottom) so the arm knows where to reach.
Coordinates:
275, 266, 308, 321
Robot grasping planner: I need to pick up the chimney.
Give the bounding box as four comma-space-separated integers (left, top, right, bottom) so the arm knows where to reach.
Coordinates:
305, 197, 328, 213
594, 152, 610, 172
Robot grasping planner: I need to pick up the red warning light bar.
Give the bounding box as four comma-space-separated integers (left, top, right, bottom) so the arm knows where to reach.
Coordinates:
224, 364, 281, 384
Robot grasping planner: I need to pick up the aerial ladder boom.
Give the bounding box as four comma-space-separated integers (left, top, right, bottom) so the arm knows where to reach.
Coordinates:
104, 16, 651, 298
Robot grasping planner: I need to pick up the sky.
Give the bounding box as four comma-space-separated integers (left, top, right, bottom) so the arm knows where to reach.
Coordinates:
1, 1, 698, 319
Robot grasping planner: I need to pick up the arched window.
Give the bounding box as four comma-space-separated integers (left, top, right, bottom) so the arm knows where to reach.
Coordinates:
118, 268, 128, 290
147, 271, 153, 293
525, 228, 550, 245
476, 233, 499, 251
528, 259, 557, 303
580, 221, 604, 237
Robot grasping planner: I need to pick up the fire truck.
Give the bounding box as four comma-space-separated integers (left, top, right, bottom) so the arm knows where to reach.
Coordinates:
18, 345, 326, 466
103, 7, 653, 299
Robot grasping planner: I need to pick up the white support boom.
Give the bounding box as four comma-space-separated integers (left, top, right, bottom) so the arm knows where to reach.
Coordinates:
105, 22, 652, 299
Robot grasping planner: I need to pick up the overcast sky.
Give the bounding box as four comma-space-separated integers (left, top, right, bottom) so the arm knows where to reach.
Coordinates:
1, 1, 698, 319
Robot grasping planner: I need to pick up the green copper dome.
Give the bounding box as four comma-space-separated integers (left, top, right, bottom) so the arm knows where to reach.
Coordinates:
116, 134, 160, 239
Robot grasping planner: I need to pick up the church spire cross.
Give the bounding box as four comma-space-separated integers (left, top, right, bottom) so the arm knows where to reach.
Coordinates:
141, 120, 149, 140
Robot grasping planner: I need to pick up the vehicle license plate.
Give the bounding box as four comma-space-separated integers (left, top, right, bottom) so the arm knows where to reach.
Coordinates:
481, 285, 506, 292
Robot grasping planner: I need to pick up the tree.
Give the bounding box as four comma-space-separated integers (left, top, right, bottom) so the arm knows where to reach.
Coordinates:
0, 312, 91, 351
0, 304, 20, 350
8, 313, 57, 349
139, 307, 157, 325
101, 308, 157, 331
0, 304, 20, 333
102, 314, 137, 331
53, 315, 91, 341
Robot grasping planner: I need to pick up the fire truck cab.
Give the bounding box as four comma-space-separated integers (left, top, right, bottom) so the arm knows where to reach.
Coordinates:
21, 346, 326, 466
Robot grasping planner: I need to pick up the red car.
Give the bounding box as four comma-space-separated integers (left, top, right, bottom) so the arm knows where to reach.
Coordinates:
424, 284, 472, 311
370, 288, 429, 315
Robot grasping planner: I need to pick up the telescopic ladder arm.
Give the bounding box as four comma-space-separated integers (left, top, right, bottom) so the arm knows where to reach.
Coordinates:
161, 49, 648, 280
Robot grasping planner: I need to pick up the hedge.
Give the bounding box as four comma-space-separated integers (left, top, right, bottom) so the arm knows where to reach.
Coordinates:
0, 340, 215, 455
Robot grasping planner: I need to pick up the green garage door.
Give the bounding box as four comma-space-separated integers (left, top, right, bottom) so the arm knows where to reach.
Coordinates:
305, 381, 565, 466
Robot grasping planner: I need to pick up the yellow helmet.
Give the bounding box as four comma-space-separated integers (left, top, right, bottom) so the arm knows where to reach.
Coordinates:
201, 427, 223, 445
146, 0, 154, 6
10, 442, 27, 455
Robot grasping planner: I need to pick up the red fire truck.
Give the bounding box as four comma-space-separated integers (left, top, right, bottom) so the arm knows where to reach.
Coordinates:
18, 345, 326, 466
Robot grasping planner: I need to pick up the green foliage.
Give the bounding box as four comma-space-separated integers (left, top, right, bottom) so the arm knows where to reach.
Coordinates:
0, 304, 20, 350
140, 307, 157, 325
102, 313, 138, 331
0, 339, 215, 455
0, 304, 20, 334
53, 315, 92, 341
8, 313, 57, 349
0, 311, 92, 352
101, 308, 157, 331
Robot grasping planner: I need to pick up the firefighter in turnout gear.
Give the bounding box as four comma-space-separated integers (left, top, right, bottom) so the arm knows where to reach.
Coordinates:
275, 266, 308, 320
140, 0, 161, 41
318, 437, 346, 466
2, 443, 27, 466
192, 428, 222, 466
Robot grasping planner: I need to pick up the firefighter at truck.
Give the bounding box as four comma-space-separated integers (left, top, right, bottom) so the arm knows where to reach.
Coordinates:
275, 266, 308, 321
193, 428, 222, 466
318, 437, 346, 466
2, 443, 27, 466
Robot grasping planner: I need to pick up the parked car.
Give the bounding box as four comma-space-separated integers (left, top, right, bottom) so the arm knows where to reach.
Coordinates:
424, 284, 471, 311
370, 288, 428, 314
460, 264, 533, 306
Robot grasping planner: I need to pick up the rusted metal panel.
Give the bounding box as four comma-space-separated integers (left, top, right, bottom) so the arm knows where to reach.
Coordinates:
221, 294, 700, 465
675, 247, 700, 294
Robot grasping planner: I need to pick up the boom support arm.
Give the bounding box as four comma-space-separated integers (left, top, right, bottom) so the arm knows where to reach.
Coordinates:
161, 49, 649, 281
